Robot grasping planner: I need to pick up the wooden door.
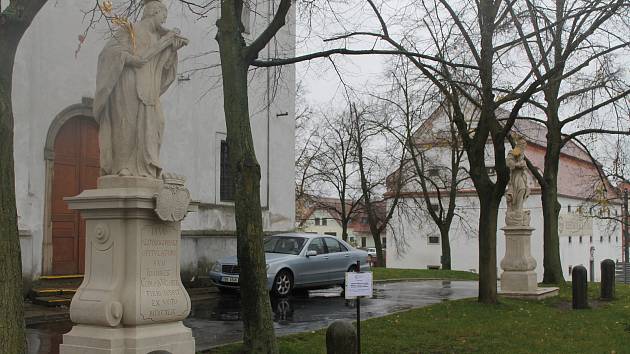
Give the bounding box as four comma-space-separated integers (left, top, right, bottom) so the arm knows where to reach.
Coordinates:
51, 117, 99, 275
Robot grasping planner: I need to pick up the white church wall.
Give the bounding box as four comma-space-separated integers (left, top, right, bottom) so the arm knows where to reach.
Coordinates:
12, 0, 295, 280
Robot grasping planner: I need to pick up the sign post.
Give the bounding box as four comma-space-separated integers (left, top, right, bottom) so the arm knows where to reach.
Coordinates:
345, 260, 372, 354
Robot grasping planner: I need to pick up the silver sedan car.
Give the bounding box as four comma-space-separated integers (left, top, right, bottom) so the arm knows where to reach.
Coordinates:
209, 233, 369, 296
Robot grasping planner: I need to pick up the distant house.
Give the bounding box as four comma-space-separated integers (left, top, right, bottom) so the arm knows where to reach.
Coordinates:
387, 105, 622, 281
296, 196, 387, 249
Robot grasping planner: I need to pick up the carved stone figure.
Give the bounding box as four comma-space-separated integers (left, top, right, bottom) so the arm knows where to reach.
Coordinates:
505, 135, 530, 226
94, 0, 188, 178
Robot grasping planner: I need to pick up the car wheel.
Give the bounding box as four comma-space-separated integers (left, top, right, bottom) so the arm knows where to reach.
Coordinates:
272, 270, 293, 297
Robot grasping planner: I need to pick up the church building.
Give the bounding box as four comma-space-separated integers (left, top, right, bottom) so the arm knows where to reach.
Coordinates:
11, 0, 296, 283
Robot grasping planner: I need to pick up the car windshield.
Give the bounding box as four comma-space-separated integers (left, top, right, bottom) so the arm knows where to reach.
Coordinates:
264, 236, 307, 255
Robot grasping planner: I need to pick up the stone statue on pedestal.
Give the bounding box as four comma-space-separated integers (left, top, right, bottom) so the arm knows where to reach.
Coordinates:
498, 134, 559, 299
94, 0, 188, 178
61, 2, 197, 353
505, 135, 530, 226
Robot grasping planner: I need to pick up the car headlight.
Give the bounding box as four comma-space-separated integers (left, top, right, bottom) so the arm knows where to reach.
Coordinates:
211, 261, 221, 273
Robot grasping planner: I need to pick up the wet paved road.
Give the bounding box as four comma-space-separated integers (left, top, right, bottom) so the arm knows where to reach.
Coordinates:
26, 280, 477, 353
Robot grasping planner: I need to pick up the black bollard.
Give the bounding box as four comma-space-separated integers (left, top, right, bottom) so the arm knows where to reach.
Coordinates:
326, 320, 357, 354
572, 265, 588, 309
601, 259, 616, 301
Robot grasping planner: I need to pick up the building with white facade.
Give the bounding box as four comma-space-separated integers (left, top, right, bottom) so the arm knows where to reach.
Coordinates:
387, 105, 622, 282
297, 197, 387, 249
12, 0, 296, 283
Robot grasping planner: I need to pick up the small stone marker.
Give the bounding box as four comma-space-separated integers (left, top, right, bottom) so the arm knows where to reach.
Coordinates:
572, 265, 588, 309
326, 320, 357, 354
600, 259, 615, 301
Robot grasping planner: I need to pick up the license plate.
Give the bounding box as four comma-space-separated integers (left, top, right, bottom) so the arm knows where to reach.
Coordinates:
221, 276, 239, 283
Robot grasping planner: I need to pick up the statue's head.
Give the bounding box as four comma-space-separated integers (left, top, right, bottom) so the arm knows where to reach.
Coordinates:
142, 0, 167, 24
511, 133, 527, 158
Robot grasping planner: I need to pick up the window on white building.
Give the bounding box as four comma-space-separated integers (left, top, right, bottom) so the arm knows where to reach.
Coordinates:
220, 140, 235, 202
428, 235, 440, 245
322, 218, 327, 226
579, 236, 583, 243
315, 218, 320, 226
568, 236, 572, 244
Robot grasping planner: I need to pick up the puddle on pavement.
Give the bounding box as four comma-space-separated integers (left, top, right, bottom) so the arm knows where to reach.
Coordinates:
26, 321, 72, 354
25, 281, 477, 353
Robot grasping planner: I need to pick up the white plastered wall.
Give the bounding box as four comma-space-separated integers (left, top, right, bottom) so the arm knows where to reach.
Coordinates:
13, 0, 296, 279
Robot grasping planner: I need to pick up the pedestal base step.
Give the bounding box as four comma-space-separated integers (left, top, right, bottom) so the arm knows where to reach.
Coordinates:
499, 287, 559, 301
60, 322, 195, 354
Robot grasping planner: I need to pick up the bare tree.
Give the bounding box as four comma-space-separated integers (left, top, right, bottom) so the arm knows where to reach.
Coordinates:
295, 82, 322, 219
1, 0, 50, 352
331, 0, 543, 303
372, 59, 469, 270
309, 111, 363, 242
506, 0, 630, 284
350, 102, 407, 267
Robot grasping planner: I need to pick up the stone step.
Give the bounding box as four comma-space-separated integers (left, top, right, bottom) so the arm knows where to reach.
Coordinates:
30, 287, 77, 298
32, 294, 73, 307
39, 274, 84, 280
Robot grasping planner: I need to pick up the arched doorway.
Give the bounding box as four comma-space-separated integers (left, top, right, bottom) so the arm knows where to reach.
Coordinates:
50, 116, 99, 275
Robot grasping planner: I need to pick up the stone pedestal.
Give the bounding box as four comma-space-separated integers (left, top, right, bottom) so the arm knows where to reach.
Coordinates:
499, 226, 558, 300
500, 226, 537, 292
60, 176, 195, 354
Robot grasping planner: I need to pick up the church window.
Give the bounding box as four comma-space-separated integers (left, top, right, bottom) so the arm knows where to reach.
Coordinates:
220, 140, 235, 201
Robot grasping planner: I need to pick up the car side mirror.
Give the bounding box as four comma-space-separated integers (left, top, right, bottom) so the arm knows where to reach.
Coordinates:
306, 250, 317, 257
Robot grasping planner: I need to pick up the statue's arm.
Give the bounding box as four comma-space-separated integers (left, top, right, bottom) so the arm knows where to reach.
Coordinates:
506, 154, 516, 169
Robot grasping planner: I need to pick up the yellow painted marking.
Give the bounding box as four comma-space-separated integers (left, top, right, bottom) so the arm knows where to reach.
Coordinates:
39, 274, 84, 280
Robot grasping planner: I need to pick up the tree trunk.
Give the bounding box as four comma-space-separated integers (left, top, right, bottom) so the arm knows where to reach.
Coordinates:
341, 220, 348, 242
477, 193, 499, 304
439, 225, 451, 270
216, 5, 277, 353
370, 226, 384, 267
0, 45, 27, 354
541, 144, 565, 284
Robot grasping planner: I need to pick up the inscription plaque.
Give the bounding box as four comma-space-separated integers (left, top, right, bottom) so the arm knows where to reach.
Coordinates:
139, 225, 189, 322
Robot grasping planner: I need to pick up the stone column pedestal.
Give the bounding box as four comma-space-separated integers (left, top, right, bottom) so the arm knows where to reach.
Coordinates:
500, 226, 537, 292
60, 176, 195, 354
499, 225, 558, 300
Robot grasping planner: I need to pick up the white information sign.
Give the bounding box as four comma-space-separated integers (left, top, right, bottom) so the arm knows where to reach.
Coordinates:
345, 271, 373, 299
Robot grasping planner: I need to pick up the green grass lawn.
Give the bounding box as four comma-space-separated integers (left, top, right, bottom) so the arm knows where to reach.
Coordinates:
202, 282, 630, 354
371, 267, 478, 281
